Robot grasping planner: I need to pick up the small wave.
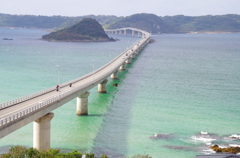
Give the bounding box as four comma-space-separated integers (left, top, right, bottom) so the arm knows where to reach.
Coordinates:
229, 134, 240, 140
149, 133, 174, 140
191, 135, 216, 142
229, 144, 240, 147
201, 131, 208, 135
201, 148, 215, 155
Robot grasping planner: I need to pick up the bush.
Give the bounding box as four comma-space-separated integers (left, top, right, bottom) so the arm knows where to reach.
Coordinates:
86, 153, 95, 158
65, 150, 82, 157
26, 148, 39, 157
0, 146, 83, 158
130, 154, 152, 158
1, 146, 28, 158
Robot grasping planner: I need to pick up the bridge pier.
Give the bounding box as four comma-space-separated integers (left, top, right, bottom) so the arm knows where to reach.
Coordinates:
132, 30, 135, 37
119, 63, 126, 70
131, 54, 135, 59
111, 70, 118, 79
76, 92, 90, 115
125, 57, 132, 64
33, 112, 54, 151
98, 79, 108, 93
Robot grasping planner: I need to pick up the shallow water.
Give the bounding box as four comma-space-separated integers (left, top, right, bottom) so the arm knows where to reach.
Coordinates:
0, 28, 240, 158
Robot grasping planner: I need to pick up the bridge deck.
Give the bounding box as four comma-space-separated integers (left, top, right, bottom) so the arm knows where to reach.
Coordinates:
0, 28, 151, 139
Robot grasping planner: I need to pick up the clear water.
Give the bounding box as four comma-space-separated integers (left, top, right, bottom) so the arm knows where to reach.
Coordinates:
0, 28, 240, 158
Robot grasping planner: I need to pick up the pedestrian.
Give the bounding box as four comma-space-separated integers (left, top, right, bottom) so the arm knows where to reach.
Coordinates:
56, 85, 59, 91
69, 83, 72, 87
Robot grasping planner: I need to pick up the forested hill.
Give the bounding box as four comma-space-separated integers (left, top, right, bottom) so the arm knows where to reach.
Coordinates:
0, 13, 120, 29
1, 13, 240, 33
42, 18, 114, 42
162, 14, 240, 33
0, 13, 68, 28
107, 13, 176, 33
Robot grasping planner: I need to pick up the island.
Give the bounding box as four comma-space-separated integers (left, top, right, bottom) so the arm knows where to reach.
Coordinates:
42, 18, 115, 42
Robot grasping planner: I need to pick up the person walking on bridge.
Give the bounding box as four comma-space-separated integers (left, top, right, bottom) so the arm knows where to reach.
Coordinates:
56, 85, 59, 91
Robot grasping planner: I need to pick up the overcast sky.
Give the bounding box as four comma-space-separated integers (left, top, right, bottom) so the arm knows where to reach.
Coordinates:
0, 0, 240, 17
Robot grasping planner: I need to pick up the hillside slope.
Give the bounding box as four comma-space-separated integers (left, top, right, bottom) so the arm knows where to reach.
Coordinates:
107, 13, 176, 33
162, 14, 240, 33
42, 18, 114, 42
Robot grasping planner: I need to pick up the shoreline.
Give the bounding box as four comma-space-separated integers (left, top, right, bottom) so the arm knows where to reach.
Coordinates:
1, 27, 240, 35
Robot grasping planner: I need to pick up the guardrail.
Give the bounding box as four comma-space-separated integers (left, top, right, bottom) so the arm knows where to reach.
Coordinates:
0, 30, 151, 127
0, 82, 88, 127
0, 34, 150, 110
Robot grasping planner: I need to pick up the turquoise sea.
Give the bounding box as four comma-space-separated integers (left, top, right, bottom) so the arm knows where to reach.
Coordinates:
0, 28, 240, 158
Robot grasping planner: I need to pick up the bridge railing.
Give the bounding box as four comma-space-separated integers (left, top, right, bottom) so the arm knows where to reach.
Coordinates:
0, 29, 151, 127
0, 34, 150, 110
0, 87, 56, 110
0, 81, 89, 127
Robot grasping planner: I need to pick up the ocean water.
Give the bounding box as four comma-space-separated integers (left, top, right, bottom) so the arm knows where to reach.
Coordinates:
0, 28, 240, 158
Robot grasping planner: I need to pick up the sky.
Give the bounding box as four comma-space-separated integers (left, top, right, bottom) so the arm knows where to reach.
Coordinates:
0, 0, 240, 17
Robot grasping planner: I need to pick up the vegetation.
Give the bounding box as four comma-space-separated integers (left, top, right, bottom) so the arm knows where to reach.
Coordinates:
0, 146, 85, 158
130, 154, 152, 158
57, 15, 120, 30
1, 13, 240, 33
210, 144, 240, 154
0, 146, 152, 158
162, 14, 240, 33
0, 13, 120, 29
42, 18, 114, 42
107, 13, 176, 34
0, 13, 68, 28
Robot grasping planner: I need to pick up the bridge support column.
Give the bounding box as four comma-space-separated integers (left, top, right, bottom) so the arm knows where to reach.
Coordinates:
138, 31, 140, 37
131, 54, 135, 59
125, 58, 132, 64
124, 30, 126, 36
111, 70, 118, 79
33, 112, 54, 151
132, 30, 134, 37
76, 92, 90, 115
119, 63, 126, 70
98, 79, 108, 93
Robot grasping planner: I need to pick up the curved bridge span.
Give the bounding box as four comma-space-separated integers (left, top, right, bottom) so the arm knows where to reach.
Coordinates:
105, 27, 149, 37
0, 28, 151, 150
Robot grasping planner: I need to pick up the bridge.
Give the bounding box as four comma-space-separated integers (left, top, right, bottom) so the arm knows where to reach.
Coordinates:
105, 27, 149, 38
0, 28, 151, 151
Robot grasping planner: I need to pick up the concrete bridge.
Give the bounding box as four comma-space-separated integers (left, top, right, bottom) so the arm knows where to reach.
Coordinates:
105, 27, 149, 38
0, 28, 151, 151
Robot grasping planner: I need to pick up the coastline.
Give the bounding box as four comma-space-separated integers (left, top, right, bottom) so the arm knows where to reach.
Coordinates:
188, 31, 240, 34
2, 27, 240, 35
0, 27, 54, 32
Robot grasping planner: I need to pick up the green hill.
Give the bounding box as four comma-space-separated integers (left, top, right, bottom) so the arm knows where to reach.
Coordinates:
1, 13, 240, 34
57, 15, 120, 30
0, 13, 68, 28
0, 13, 120, 29
42, 18, 114, 42
107, 13, 176, 33
162, 14, 240, 33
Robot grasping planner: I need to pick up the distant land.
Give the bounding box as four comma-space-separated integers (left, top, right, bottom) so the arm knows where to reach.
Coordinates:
42, 18, 115, 42
1, 13, 240, 34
